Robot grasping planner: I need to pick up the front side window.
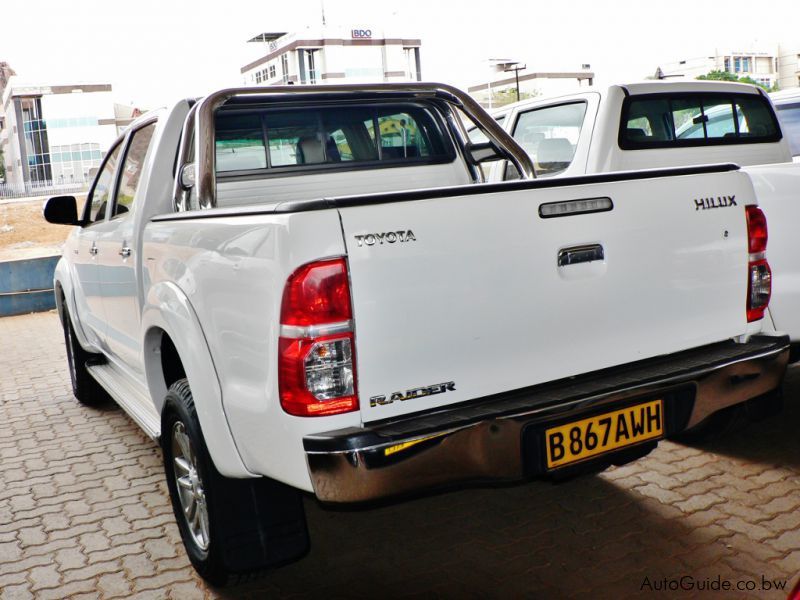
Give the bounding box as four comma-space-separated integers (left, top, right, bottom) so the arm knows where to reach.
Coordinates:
377, 111, 432, 159
776, 102, 800, 156
620, 93, 781, 149
215, 104, 451, 173
84, 142, 123, 224
512, 102, 587, 176
467, 114, 506, 144
112, 123, 157, 218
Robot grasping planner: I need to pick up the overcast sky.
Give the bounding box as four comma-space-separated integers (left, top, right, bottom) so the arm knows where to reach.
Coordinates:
2, 0, 798, 107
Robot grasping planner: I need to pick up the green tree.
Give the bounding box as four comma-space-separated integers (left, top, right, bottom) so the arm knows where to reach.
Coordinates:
697, 70, 777, 92
0, 147, 5, 181
490, 88, 539, 107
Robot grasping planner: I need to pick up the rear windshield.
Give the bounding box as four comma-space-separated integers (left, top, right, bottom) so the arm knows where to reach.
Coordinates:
619, 93, 781, 149
215, 103, 453, 174
775, 102, 800, 156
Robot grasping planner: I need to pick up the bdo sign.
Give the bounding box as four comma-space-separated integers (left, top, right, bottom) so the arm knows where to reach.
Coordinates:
351, 29, 372, 39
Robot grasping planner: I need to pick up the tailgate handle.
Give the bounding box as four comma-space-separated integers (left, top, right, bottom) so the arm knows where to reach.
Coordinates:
558, 244, 604, 267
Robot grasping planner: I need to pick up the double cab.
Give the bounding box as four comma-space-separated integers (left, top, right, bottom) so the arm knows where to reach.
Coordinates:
45, 83, 788, 584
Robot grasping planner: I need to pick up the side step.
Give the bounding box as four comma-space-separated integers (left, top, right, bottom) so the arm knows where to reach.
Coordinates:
86, 363, 161, 439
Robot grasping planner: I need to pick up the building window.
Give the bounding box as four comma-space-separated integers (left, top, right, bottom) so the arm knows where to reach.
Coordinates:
49, 141, 103, 184
268, 65, 276, 79
298, 49, 320, 84
404, 47, 421, 81
19, 97, 52, 183
281, 54, 290, 83
733, 56, 752, 73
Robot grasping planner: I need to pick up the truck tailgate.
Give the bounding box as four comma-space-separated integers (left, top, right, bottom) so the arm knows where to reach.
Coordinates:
340, 170, 752, 422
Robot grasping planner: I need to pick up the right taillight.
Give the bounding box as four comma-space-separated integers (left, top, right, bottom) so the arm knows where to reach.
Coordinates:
746, 205, 771, 322
278, 258, 358, 417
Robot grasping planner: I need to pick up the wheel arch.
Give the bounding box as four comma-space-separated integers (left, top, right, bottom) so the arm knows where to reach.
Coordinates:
53, 257, 92, 348
141, 281, 253, 478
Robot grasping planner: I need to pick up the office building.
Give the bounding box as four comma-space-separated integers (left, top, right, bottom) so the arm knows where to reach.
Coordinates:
1, 77, 119, 187
240, 26, 422, 86
656, 44, 800, 90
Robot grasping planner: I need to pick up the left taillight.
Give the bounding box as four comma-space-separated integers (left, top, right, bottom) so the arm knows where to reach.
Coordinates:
278, 258, 358, 417
746, 205, 771, 323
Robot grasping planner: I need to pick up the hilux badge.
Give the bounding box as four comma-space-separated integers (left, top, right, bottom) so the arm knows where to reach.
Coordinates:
694, 195, 736, 211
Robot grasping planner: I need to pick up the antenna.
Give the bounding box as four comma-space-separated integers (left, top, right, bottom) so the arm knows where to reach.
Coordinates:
320, 0, 326, 26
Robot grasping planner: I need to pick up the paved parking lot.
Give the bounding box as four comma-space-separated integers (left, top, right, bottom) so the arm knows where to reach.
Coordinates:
1, 311, 800, 598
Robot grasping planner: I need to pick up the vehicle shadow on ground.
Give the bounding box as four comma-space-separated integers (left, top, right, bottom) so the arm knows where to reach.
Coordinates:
225, 472, 730, 598
677, 365, 800, 469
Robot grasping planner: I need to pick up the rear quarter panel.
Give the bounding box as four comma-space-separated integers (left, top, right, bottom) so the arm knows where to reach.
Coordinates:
745, 162, 800, 341
142, 210, 359, 491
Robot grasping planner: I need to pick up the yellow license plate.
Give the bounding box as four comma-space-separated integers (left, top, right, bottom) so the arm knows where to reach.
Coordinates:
545, 399, 663, 469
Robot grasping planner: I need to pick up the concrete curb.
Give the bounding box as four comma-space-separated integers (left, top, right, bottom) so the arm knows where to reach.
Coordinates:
0, 255, 60, 316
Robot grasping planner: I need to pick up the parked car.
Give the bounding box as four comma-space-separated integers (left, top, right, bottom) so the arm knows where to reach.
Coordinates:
44, 83, 788, 584
470, 80, 800, 351
771, 88, 800, 161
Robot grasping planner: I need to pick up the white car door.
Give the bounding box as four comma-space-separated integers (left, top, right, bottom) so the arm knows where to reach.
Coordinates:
70, 141, 124, 347
96, 121, 157, 376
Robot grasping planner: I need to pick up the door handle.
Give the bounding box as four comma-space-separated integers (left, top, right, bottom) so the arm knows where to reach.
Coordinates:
119, 246, 131, 258
558, 244, 604, 267
89, 243, 98, 256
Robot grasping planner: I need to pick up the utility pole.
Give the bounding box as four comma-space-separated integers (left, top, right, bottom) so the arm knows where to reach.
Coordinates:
503, 62, 527, 102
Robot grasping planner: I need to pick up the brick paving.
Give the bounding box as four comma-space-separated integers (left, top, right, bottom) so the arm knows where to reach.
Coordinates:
1, 310, 800, 598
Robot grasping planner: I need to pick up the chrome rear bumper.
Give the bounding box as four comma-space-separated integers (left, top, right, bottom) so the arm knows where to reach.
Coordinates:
304, 335, 789, 503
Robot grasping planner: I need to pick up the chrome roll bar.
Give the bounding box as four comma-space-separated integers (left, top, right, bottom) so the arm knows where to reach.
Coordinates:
173, 83, 535, 211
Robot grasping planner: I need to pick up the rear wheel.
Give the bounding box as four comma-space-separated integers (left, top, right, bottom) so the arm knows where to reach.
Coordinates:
61, 304, 107, 406
162, 379, 309, 586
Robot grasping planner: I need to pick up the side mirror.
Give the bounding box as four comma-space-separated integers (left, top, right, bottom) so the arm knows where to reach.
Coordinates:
465, 141, 504, 165
179, 163, 196, 190
43, 195, 80, 225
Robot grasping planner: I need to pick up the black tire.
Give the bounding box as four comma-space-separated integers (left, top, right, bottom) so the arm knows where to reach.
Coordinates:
61, 304, 107, 406
161, 379, 309, 586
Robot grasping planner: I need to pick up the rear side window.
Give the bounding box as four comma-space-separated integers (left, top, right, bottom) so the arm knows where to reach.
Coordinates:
775, 102, 800, 156
512, 102, 587, 176
620, 93, 781, 149
215, 104, 452, 173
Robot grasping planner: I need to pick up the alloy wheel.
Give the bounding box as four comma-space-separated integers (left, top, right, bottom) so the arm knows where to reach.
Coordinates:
171, 421, 210, 551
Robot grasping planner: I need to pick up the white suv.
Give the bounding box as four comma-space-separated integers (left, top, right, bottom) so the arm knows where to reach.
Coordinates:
771, 88, 800, 161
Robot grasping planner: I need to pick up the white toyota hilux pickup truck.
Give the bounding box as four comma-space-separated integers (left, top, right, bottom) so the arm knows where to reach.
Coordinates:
44, 83, 789, 584
472, 80, 800, 352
